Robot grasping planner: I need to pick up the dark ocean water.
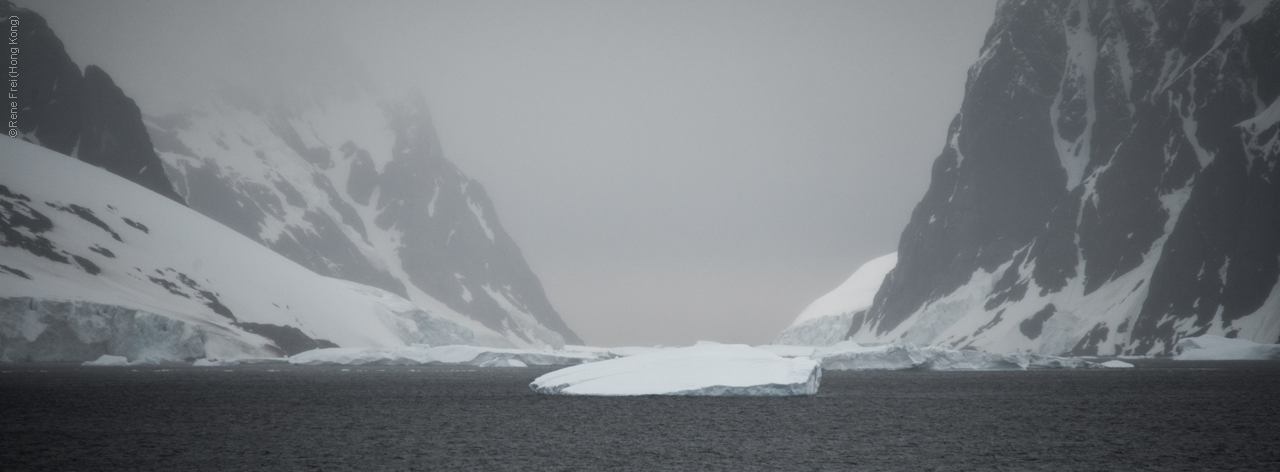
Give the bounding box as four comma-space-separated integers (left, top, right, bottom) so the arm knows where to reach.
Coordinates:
3, 360, 1278, 471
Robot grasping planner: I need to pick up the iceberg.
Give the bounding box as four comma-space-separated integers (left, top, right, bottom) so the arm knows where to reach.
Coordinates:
479, 358, 527, 368
1098, 360, 1135, 368
529, 344, 821, 396
815, 341, 1097, 371
1174, 336, 1280, 361
82, 354, 129, 366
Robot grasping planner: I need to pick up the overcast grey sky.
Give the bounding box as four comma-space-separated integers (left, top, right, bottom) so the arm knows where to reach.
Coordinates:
24, 0, 998, 347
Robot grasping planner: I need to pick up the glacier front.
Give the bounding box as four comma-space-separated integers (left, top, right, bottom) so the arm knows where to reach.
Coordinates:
287, 345, 598, 366
529, 344, 821, 396
1174, 336, 1280, 361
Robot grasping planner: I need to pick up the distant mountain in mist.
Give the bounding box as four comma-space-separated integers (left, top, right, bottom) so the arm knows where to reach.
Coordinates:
1, 1, 581, 360
145, 89, 582, 347
787, 0, 1279, 354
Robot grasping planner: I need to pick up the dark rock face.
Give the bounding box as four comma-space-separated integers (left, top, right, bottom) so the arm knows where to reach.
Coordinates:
2, 2, 184, 205
232, 322, 338, 356
147, 93, 582, 347
852, 0, 1280, 355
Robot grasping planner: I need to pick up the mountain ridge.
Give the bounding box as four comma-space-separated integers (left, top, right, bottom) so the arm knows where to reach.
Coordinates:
2, 1, 184, 205
146, 88, 583, 347
839, 0, 1279, 354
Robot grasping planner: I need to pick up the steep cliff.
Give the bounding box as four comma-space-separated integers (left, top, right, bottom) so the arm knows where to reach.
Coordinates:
3, 1, 184, 204
851, 0, 1279, 355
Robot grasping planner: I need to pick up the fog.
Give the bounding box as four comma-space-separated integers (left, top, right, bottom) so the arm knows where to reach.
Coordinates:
23, 0, 998, 346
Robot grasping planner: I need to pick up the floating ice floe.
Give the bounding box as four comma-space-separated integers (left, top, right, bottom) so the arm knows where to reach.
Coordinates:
1098, 360, 1135, 368
480, 358, 527, 368
1174, 335, 1280, 361
82, 355, 130, 366
814, 341, 1099, 371
287, 345, 598, 366
529, 344, 821, 396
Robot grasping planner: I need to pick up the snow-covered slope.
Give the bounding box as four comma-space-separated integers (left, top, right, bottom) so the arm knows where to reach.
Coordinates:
774, 253, 896, 346
0, 138, 507, 362
145, 90, 580, 348
843, 0, 1280, 355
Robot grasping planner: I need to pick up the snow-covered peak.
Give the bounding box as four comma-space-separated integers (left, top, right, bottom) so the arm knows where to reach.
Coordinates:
791, 253, 897, 326
773, 253, 897, 346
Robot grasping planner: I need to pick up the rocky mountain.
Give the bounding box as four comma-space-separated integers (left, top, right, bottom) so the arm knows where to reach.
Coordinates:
845, 0, 1279, 355
2, 1, 183, 205
145, 90, 582, 348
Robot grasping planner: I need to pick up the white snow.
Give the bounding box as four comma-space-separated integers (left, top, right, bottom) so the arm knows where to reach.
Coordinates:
529, 344, 821, 396
775, 253, 896, 346
1050, 0, 1098, 190
82, 355, 129, 366
1174, 335, 1280, 361
792, 253, 897, 325
467, 197, 495, 242
0, 138, 493, 361
752, 344, 817, 358
1239, 96, 1280, 173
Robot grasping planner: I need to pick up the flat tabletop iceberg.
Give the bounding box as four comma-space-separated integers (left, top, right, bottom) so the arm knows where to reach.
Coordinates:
529, 344, 821, 396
